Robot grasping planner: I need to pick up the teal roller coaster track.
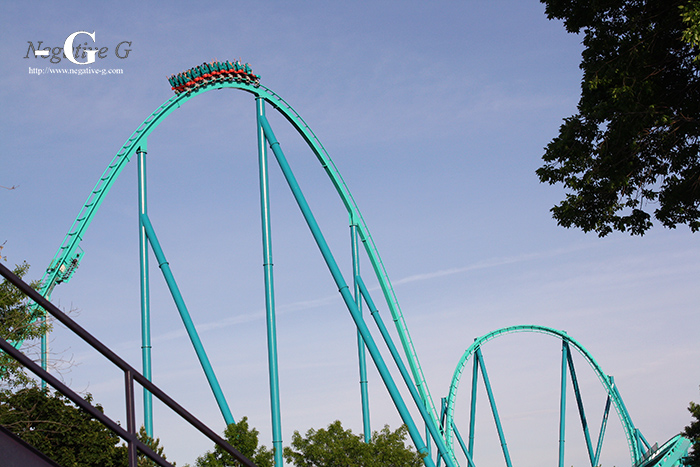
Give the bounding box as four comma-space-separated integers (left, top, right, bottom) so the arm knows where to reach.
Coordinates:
33, 65, 691, 467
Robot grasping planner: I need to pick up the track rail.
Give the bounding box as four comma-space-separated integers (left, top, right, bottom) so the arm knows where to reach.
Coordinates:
27, 76, 692, 467
444, 325, 640, 465
39, 77, 440, 430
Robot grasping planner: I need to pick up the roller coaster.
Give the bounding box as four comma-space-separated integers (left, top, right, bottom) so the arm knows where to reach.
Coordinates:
23, 61, 691, 467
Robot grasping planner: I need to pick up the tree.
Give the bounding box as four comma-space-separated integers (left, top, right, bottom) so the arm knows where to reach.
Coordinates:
138, 425, 175, 467
283, 420, 424, 467
0, 259, 173, 466
194, 416, 273, 467
0, 261, 50, 390
0, 259, 123, 467
536, 0, 700, 236
0, 388, 173, 467
681, 1, 700, 59
0, 386, 128, 467
684, 397, 700, 466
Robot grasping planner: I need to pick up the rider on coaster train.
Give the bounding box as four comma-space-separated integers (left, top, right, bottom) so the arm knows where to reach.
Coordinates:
168, 60, 261, 94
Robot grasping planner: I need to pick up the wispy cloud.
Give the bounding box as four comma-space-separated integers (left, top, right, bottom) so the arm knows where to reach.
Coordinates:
391, 253, 542, 286
391, 243, 596, 287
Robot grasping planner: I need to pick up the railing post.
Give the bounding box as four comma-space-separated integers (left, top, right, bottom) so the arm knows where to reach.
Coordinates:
125, 369, 138, 467
0, 263, 256, 467
41, 316, 48, 389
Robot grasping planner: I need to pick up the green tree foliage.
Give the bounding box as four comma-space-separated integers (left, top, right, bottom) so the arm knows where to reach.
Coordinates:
681, 0, 700, 57
138, 425, 174, 467
0, 261, 50, 390
195, 416, 273, 467
684, 398, 700, 466
283, 420, 424, 467
537, 0, 700, 236
0, 259, 173, 466
0, 386, 127, 467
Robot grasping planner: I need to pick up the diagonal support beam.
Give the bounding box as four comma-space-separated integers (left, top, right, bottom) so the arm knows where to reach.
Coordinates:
140, 213, 234, 426
452, 419, 477, 467
565, 341, 595, 466
594, 394, 611, 467
440, 397, 475, 467
476, 347, 512, 467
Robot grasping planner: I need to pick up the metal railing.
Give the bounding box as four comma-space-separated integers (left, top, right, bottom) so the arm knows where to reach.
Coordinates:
0, 262, 258, 467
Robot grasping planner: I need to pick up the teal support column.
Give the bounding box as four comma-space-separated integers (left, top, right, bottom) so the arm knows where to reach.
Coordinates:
140, 213, 234, 426
637, 429, 651, 451
426, 424, 432, 460
559, 341, 569, 467
452, 421, 476, 467
351, 223, 371, 443
436, 398, 446, 466
137, 147, 154, 437
475, 348, 512, 467
594, 395, 611, 467
259, 115, 434, 466
256, 97, 283, 467
468, 350, 478, 456
565, 343, 594, 466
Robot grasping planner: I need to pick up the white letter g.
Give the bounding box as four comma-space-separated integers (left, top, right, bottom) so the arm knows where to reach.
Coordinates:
64, 31, 97, 65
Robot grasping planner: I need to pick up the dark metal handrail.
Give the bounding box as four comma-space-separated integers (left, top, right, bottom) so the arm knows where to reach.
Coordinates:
0, 262, 258, 467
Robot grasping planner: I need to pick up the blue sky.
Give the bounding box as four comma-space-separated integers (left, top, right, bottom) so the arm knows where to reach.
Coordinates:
2, 1, 699, 466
